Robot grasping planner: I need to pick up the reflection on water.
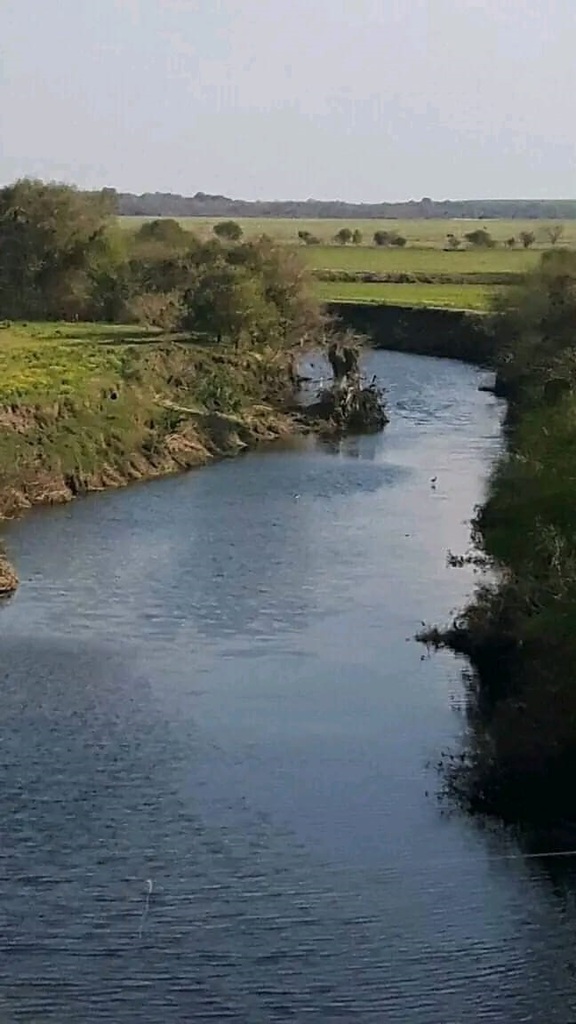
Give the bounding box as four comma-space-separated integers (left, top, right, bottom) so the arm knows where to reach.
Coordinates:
1, 351, 576, 1021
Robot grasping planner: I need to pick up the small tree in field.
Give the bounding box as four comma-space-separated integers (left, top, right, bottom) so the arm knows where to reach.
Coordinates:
352, 229, 363, 245
446, 233, 461, 250
135, 218, 188, 247
213, 220, 243, 242
334, 227, 353, 245
546, 224, 565, 246
464, 228, 495, 249
391, 235, 407, 247
505, 237, 516, 249
373, 230, 393, 246
520, 230, 536, 249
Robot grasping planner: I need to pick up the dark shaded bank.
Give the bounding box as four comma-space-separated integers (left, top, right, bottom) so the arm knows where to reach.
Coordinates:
326, 301, 494, 364
420, 251, 576, 830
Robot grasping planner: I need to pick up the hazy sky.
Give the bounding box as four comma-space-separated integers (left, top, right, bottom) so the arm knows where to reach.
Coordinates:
2, 0, 574, 201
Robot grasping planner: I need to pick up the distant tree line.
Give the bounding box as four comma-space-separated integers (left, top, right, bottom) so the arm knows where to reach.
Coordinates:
112, 190, 576, 221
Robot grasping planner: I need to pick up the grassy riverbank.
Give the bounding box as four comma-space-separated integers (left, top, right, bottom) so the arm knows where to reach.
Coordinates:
0, 322, 302, 592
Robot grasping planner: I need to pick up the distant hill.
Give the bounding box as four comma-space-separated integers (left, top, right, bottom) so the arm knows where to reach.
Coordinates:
114, 191, 576, 220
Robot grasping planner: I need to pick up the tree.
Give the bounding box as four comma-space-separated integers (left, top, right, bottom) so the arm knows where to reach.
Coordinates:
213, 220, 243, 242
546, 224, 565, 246
352, 229, 363, 245
181, 237, 324, 350
373, 230, 393, 246
464, 228, 495, 249
520, 230, 536, 249
505, 237, 516, 249
0, 178, 114, 319
182, 260, 276, 347
297, 229, 320, 246
446, 234, 461, 250
334, 228, 353, 245
135, 218, 188, 247
492, 249, 576, 382
391, 235, 407, 247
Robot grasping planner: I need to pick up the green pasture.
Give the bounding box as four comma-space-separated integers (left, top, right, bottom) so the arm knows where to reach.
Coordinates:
315, 281, 496, 311
303, 245, 536, 275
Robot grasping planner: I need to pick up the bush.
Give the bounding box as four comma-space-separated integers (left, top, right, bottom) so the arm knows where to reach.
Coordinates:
519, 230, 536, 249
334, 228, 353, 245
464, 229, 495, 248
213, 220, 243, 242
135, 219, 188, 247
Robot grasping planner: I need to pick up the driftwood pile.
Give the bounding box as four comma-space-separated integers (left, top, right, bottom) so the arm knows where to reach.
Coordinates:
307, 342, 388, 434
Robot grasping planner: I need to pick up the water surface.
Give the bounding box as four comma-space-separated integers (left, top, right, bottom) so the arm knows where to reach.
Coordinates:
1, 351, 575, 1022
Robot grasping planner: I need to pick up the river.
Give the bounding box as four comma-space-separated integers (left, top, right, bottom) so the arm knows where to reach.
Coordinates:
1, 350, 576, 1022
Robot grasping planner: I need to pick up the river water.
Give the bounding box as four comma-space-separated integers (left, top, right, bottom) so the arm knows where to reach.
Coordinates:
1, 350, 576, 1022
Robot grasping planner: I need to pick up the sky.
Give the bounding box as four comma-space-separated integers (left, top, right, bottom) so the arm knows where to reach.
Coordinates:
1, 0, 574, 202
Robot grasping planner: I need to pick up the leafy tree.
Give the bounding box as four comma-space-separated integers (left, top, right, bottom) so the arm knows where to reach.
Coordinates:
0, 179, 114, 319
504, 237, 516, 249
182, 260, 275, 346
373, 230, 394, 246
352, 229, 363, 245
296, 229, 320, 246
213, 220, 243, 242
546, 224, 565, 246
181, 237, 323, 350
334, 228, 353, 245
135, 218, 188, 247
446, 233, 461, 250
391, 235, 407, 247
519, 230, 536, 249
492, 249, 576, 384
464, 228, 495, 249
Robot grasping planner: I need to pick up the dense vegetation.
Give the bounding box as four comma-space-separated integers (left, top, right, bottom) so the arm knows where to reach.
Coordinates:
0, 180, 323, 348
114, 190, 576, 221
424, 250, 576, 826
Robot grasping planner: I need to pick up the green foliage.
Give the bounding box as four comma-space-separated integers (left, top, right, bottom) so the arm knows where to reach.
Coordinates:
0, 179, 114, 320
297, 229, 321, 246
373, 230, 396, 247
334, 228, 353, 245
446, 233, 461, 250
135, 218, 189, 247
464, 228, 495, 249
351, 229, 363, 245
213, 220, 243, 242
445, 248, 576, 822
519, 230, 536, 249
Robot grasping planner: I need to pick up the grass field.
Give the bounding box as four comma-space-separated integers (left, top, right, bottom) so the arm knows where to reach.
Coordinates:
315, 281, 495, 311
303, 245, 536, 275
0, 322, 159, 402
